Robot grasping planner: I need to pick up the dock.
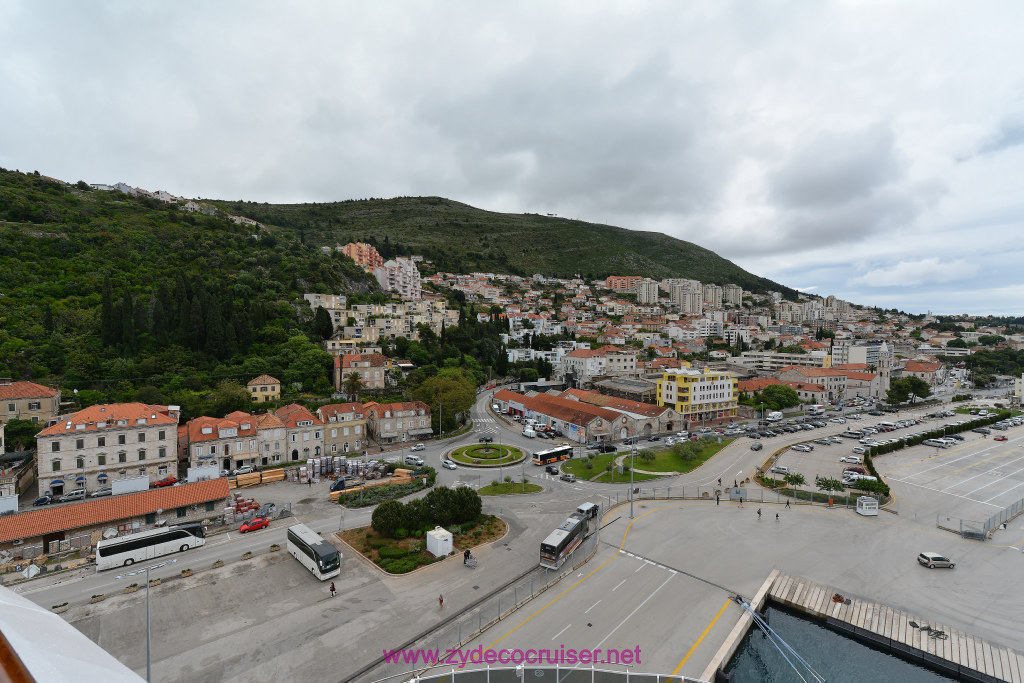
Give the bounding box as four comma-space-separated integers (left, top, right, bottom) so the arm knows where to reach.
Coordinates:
769, 572, 1023, 683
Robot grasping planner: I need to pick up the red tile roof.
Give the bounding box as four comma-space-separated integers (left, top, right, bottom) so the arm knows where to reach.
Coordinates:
738, 378, 785, 392
365, 401, 430, 416
184, 414, 258, 443
904, 360, 942, 373
0, 479, 230, 544
317, 403, 366, 421
0, 381, 58, 400
832, 363, 869, 370
274, 404, 324, 427
247, 374, 280, 386
37, 403, 177, 437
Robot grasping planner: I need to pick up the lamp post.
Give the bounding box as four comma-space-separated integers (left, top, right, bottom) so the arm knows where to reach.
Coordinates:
118, 558, 177, 682
630, 442, 636, 519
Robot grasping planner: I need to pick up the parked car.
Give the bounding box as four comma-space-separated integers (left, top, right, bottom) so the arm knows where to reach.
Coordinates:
946, 434, 964, 441
770, 465, 790, 475
839, 455, 862, 464
441, 459, 458, 469
598, 443, 617, 453
32, 495, 53, 506
994, 435, 1008, 441
843, 466, 867, 475
240, 516, 270, 533
90, 486, 113, 498
648, 435, 661, 442
152, 476, 178, 488
411, 443, 426, 451
330, 477, 350, 492
790, 444, 811, 452
750, 442, 763, 451
59, 488, 86, 502
917, 552, 954, 569
560, 472, 577, 483
232, 466, 256, 476
404, 454, 425, 466
479, 436, 493, 443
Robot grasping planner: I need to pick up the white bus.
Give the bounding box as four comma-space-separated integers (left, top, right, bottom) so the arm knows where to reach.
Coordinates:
95, 523, 206, 571
539, 513, 590, 570
286, 523, 341, 580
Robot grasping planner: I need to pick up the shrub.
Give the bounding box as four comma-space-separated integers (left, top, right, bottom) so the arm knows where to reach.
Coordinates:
504, 475, 512, 483
382, 558, 417, 573
491, 479, 500, 487
378, 547, 408, 559
394, 528, 409, 540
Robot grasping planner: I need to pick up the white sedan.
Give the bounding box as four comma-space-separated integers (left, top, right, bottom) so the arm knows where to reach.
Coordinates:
441, 459, 458, 470
830, 417, 847, 424
790, 444, 812, 452
839, 455, 863, 464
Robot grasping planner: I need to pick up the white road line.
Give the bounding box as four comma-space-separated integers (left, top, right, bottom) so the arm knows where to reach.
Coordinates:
983, 477, 1024, 503
584, 573, 676, 662
962, 463, 1024, 497
895, 450, 986, 480
584, 600, 601, 614
941, 454, 1024, 493
885, 477, 1003, 508
634, 564, 644, 573
551, 624, 571, 641
612, 579, 627, 591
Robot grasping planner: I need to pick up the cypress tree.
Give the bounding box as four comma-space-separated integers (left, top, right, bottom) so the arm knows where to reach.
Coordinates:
120, 284, 134, 351
101, 276, 116, 345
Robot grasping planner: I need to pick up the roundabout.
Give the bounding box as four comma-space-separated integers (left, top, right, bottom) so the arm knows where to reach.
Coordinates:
449, 443, 526, 467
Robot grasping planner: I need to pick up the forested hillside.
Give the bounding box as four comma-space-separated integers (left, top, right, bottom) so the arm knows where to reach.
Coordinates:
213, 196, 796, 296
0, 169, 378, 418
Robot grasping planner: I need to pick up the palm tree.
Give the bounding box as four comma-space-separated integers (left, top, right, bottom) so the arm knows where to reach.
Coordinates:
343, 372, 364, 402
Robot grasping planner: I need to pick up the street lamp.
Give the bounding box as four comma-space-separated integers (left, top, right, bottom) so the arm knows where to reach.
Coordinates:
629, 442, 636, 519
119, 558, 176, 682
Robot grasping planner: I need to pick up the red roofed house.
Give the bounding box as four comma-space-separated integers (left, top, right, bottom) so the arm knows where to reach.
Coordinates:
737, 377, 829, 404
364, 401, 432, 445
901, 360, 947, 387
247, 374, 281, 403
0, 479, 230, 554
334, 353, 392, 393
36, 404, 180, 498
180, 411, 288, 473
274, 404, 326, 460
775, 367, 848, 402
0, 379, 61, 423
559, 346, 638, 388
558, 389, 681, 437
316, 403, 367, 455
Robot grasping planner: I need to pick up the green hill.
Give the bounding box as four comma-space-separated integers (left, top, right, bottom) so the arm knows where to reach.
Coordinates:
213, 196, 795, 294
0, 169, 377, 415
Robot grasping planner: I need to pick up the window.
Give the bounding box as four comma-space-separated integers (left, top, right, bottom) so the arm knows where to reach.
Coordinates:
51, 441, 60, 452
75, 438, 84, 450
119, 469, 127, 479
6, 403, 13, 412
98, 436, 106, 447
195, 446, 204, 456
291, 434, 297, 443
76, 457, 84, 469
98, 455, 106, 466
138, 432, 146, 442
118, 434, 126, 445
315, 431, 321, 439
119, 452, 127, 463
205, 501, 215, 512
176, 507, 187, 518
52, 459, 61, 472
331, 428, 337, 438
331, 444, 337, 453
158, 430, 166, 440
145, 513, 156, 525
210, 445, 217, 454
138, 450, 146, 461
158, 466, 167, 476
158, 447, 166, 459
138, 467, 145, 476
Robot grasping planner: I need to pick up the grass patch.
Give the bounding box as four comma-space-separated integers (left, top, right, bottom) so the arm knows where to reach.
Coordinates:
449, 444, 523, 466
590, 469, 662, 483
561, 451, 621, 478
339, 514, 507, 574
625, 438, 734, 474
478, 482, 543, 495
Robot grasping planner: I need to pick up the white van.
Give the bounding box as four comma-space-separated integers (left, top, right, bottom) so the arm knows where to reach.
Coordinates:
766, 412, 783, 422
404, 454, 425, 466
59, 488, 86, 503
808, 405, 825, 416
522, 428, 536, 438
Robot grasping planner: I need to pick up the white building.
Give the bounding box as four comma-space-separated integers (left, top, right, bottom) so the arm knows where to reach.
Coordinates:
374, 258, 423, 300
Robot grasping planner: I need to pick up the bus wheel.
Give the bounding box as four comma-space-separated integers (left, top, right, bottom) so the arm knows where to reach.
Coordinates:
124, 558, 135, 566
180, 544, 189, 552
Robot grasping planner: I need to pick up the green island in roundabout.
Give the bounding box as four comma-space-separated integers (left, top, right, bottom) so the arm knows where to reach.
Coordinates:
449, 443, 525, 467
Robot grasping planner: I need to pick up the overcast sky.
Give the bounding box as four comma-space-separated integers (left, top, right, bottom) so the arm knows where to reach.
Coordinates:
3, 1, 1023, 316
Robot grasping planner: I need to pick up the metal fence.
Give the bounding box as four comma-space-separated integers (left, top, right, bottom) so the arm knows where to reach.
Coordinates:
360, 532, 601, 683
592, 485, 877, 510
369, 666, 705, 683
983, 496, 1024, 537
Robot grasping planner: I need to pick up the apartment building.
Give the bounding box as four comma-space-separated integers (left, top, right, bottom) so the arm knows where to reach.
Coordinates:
247, 374, 281, 403
776, 367, 849, 401
274, 404, 326, 460
656, 366, 739, 425
0, 380, 61, 423
340, 242, 384, 272
736, 351, 830, 372
605, 276, 642, 293
374, 258, 422, 300
671, 287, 703, 314
560, 346, 638, 387
334, 353, 391, 392
36, 403, 180, 497
364, 401, 433, 445
702, 284, 723, 309
182, 412, 263, 473
723, 284, 744, 306
637, 278, 660, 304
316, 403, 366, 455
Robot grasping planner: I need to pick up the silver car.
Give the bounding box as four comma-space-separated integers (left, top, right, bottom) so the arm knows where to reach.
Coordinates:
917, 552, 954, 569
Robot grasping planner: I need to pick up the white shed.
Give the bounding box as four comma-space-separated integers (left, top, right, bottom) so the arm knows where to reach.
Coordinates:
426, 526, 454, 557
856, 497, 879, 516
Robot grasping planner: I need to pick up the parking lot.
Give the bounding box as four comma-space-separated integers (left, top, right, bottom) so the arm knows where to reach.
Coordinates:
876, 423, 1024, 525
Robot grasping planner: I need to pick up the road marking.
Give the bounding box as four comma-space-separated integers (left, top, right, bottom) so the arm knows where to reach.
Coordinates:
551, 624, 571, 641
584, 600, 601, 614
670, 598, 732, 676
634, 564, 644, 573
612, 578, 627, 591
939, 453, 1024, 491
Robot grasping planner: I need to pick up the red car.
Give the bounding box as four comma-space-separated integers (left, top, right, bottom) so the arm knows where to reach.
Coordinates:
240, 517, 269, 533
994, 435, 1008, 441
152, 475, 178, 488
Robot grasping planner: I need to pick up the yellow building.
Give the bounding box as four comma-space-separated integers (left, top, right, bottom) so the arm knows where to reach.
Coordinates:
656, 363, 739, 425
247, 375, 281, 403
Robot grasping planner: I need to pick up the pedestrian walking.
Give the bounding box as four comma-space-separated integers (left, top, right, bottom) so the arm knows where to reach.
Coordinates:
757, 508, 762, 520
785, 499, 791, 509
439, 595, 444, 610
308, 477, 312, 488
718, 478, 722, 487
776, 513, 780, 522
330, 582, 336, 597
739, 496, 743, 507
716, 494, 720, 506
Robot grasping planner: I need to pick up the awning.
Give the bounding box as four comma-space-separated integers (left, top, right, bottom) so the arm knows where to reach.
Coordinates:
97, 473, 108, 480
76, 476, 86, 482
50, 480, 64, 486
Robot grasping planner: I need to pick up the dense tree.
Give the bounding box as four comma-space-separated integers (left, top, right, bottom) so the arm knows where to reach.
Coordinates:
313, 306, 334, 341
411, 369, 476, 433
343, 372, 363, 401
371, 500, 407, 538
755, 385, 801, 411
